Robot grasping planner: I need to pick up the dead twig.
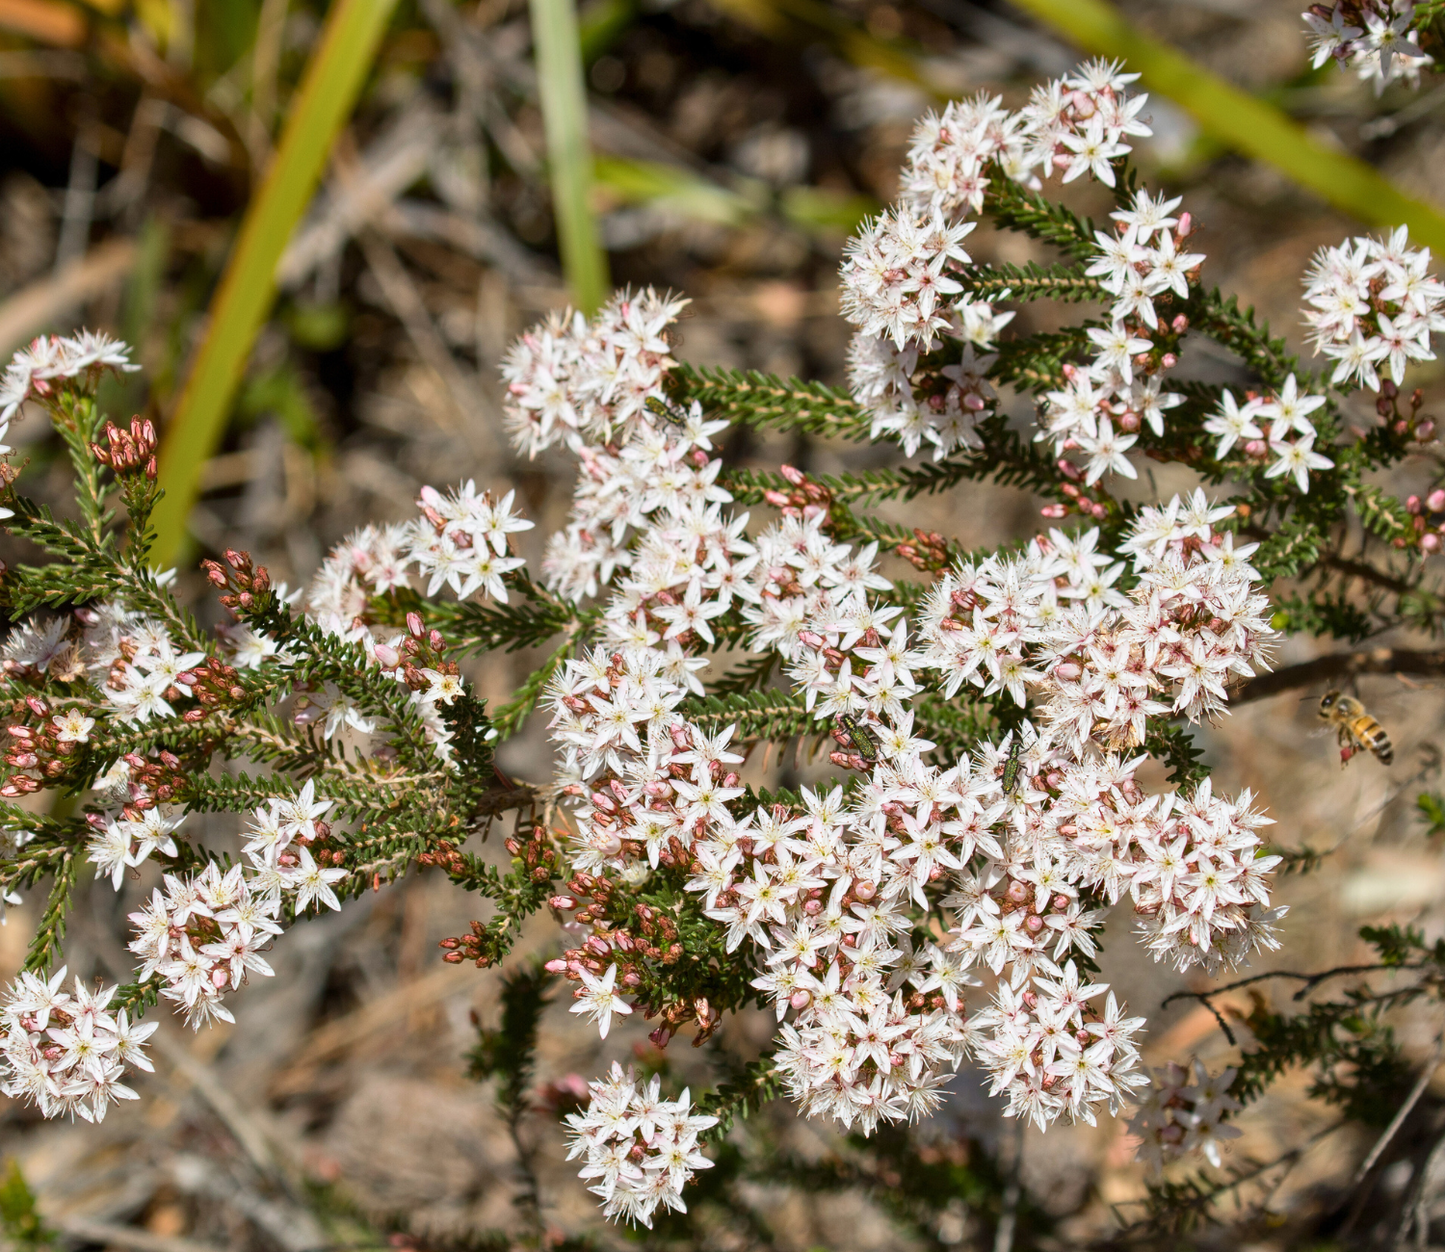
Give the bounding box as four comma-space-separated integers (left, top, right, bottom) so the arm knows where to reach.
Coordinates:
1233, 646, 1445, 705
47, 1215, 225, 1252
0, 237, 138, 358
1352, 1032, 1444, 1186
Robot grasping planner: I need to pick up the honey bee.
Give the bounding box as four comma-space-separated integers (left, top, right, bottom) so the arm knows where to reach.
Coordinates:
1318, 690, 1393, 765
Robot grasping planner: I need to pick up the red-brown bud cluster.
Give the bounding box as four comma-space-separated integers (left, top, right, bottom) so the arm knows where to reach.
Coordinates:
116, 749, 185, 816
201, 549, 272, 613
418, 841, 468, 875
372, 611, 458, 693
895, 527, 949, 573
1372, 378, 1437, 454
762, 464, 833, 523
505, 824, 560, 884
544, 869, 729, 1045
439, 920, 494, 967
90, 416, 158, 477
0, 697, 78, 795
175, 656, 246, 722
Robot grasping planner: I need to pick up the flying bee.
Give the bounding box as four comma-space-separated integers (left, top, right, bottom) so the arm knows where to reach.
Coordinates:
644, 394, 691, 428
836, 713, 881, 765
1318, 689, 1393, 765
1001, 737, 1024, 794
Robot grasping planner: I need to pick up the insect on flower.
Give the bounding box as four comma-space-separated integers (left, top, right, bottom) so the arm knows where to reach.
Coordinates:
836, 712, 880, 764
1001, 736, 1024, 795
644, 394, 690, 427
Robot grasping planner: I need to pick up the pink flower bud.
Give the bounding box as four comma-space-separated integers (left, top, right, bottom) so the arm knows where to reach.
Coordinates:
1118, 412, 1140, 432
1025, 913, 1044, 933
374, 643, 399, 667
1039, 504, 1068, 519
544, 958, 568, 972
1243, 439, 1267, 457
790, 989, 812, 1010
1417, 420, 1436, 442
1423, 533, 1441, 553
854, 879, 876, 901
600, 832, 623, 857
1054, 661, 1082, 682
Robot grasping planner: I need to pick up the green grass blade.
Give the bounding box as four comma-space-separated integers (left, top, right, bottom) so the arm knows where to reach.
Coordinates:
1008, 0, 1445, 248
531, 0, 610, 315
150, 0, 400, 568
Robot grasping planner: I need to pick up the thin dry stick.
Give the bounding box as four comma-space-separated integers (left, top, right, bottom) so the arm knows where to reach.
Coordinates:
993, 1118, 1024, 1252
0, 238, 138, 357
1393, 1121, 1445, 1251
356, 228, 480, 430
1352, 1032, 1444, 1186
47, 1216, 224, 1252
54, 108, 98, 272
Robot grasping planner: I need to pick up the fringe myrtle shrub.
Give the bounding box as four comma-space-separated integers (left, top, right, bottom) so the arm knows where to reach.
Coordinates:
3, 54, 1445, 1239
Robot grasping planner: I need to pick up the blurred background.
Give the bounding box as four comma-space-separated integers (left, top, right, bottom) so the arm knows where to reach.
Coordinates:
4, 0, 1445, 1247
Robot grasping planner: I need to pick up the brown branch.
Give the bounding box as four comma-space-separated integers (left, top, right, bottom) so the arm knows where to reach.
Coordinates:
1321, 552, 1416, 597
1233, 646, 1445, 704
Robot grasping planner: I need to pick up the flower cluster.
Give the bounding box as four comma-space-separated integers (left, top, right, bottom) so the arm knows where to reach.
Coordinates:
517, 281, 1282, 1179
299, 485, 531, 759
841, 62, 1151, 465
0, 967, 155, 1123
125, 787, 342, 1029
128, 862, 282, 1029
306, 483, 532, 634
0, 330, 137, 427
1037, 189, 1210, 487
500, 289, 688, 457
1304, 2, 1432, 93
23, 41, 1439, 1225
1303, 226, 1445, 392
1127, 1059, 1243, 1169
501, 292, 734, 603
1201, 375, 1336, 492
916, 489, 1275, 733
846, 328, 1005, 462
564, 1063, 718, 1227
